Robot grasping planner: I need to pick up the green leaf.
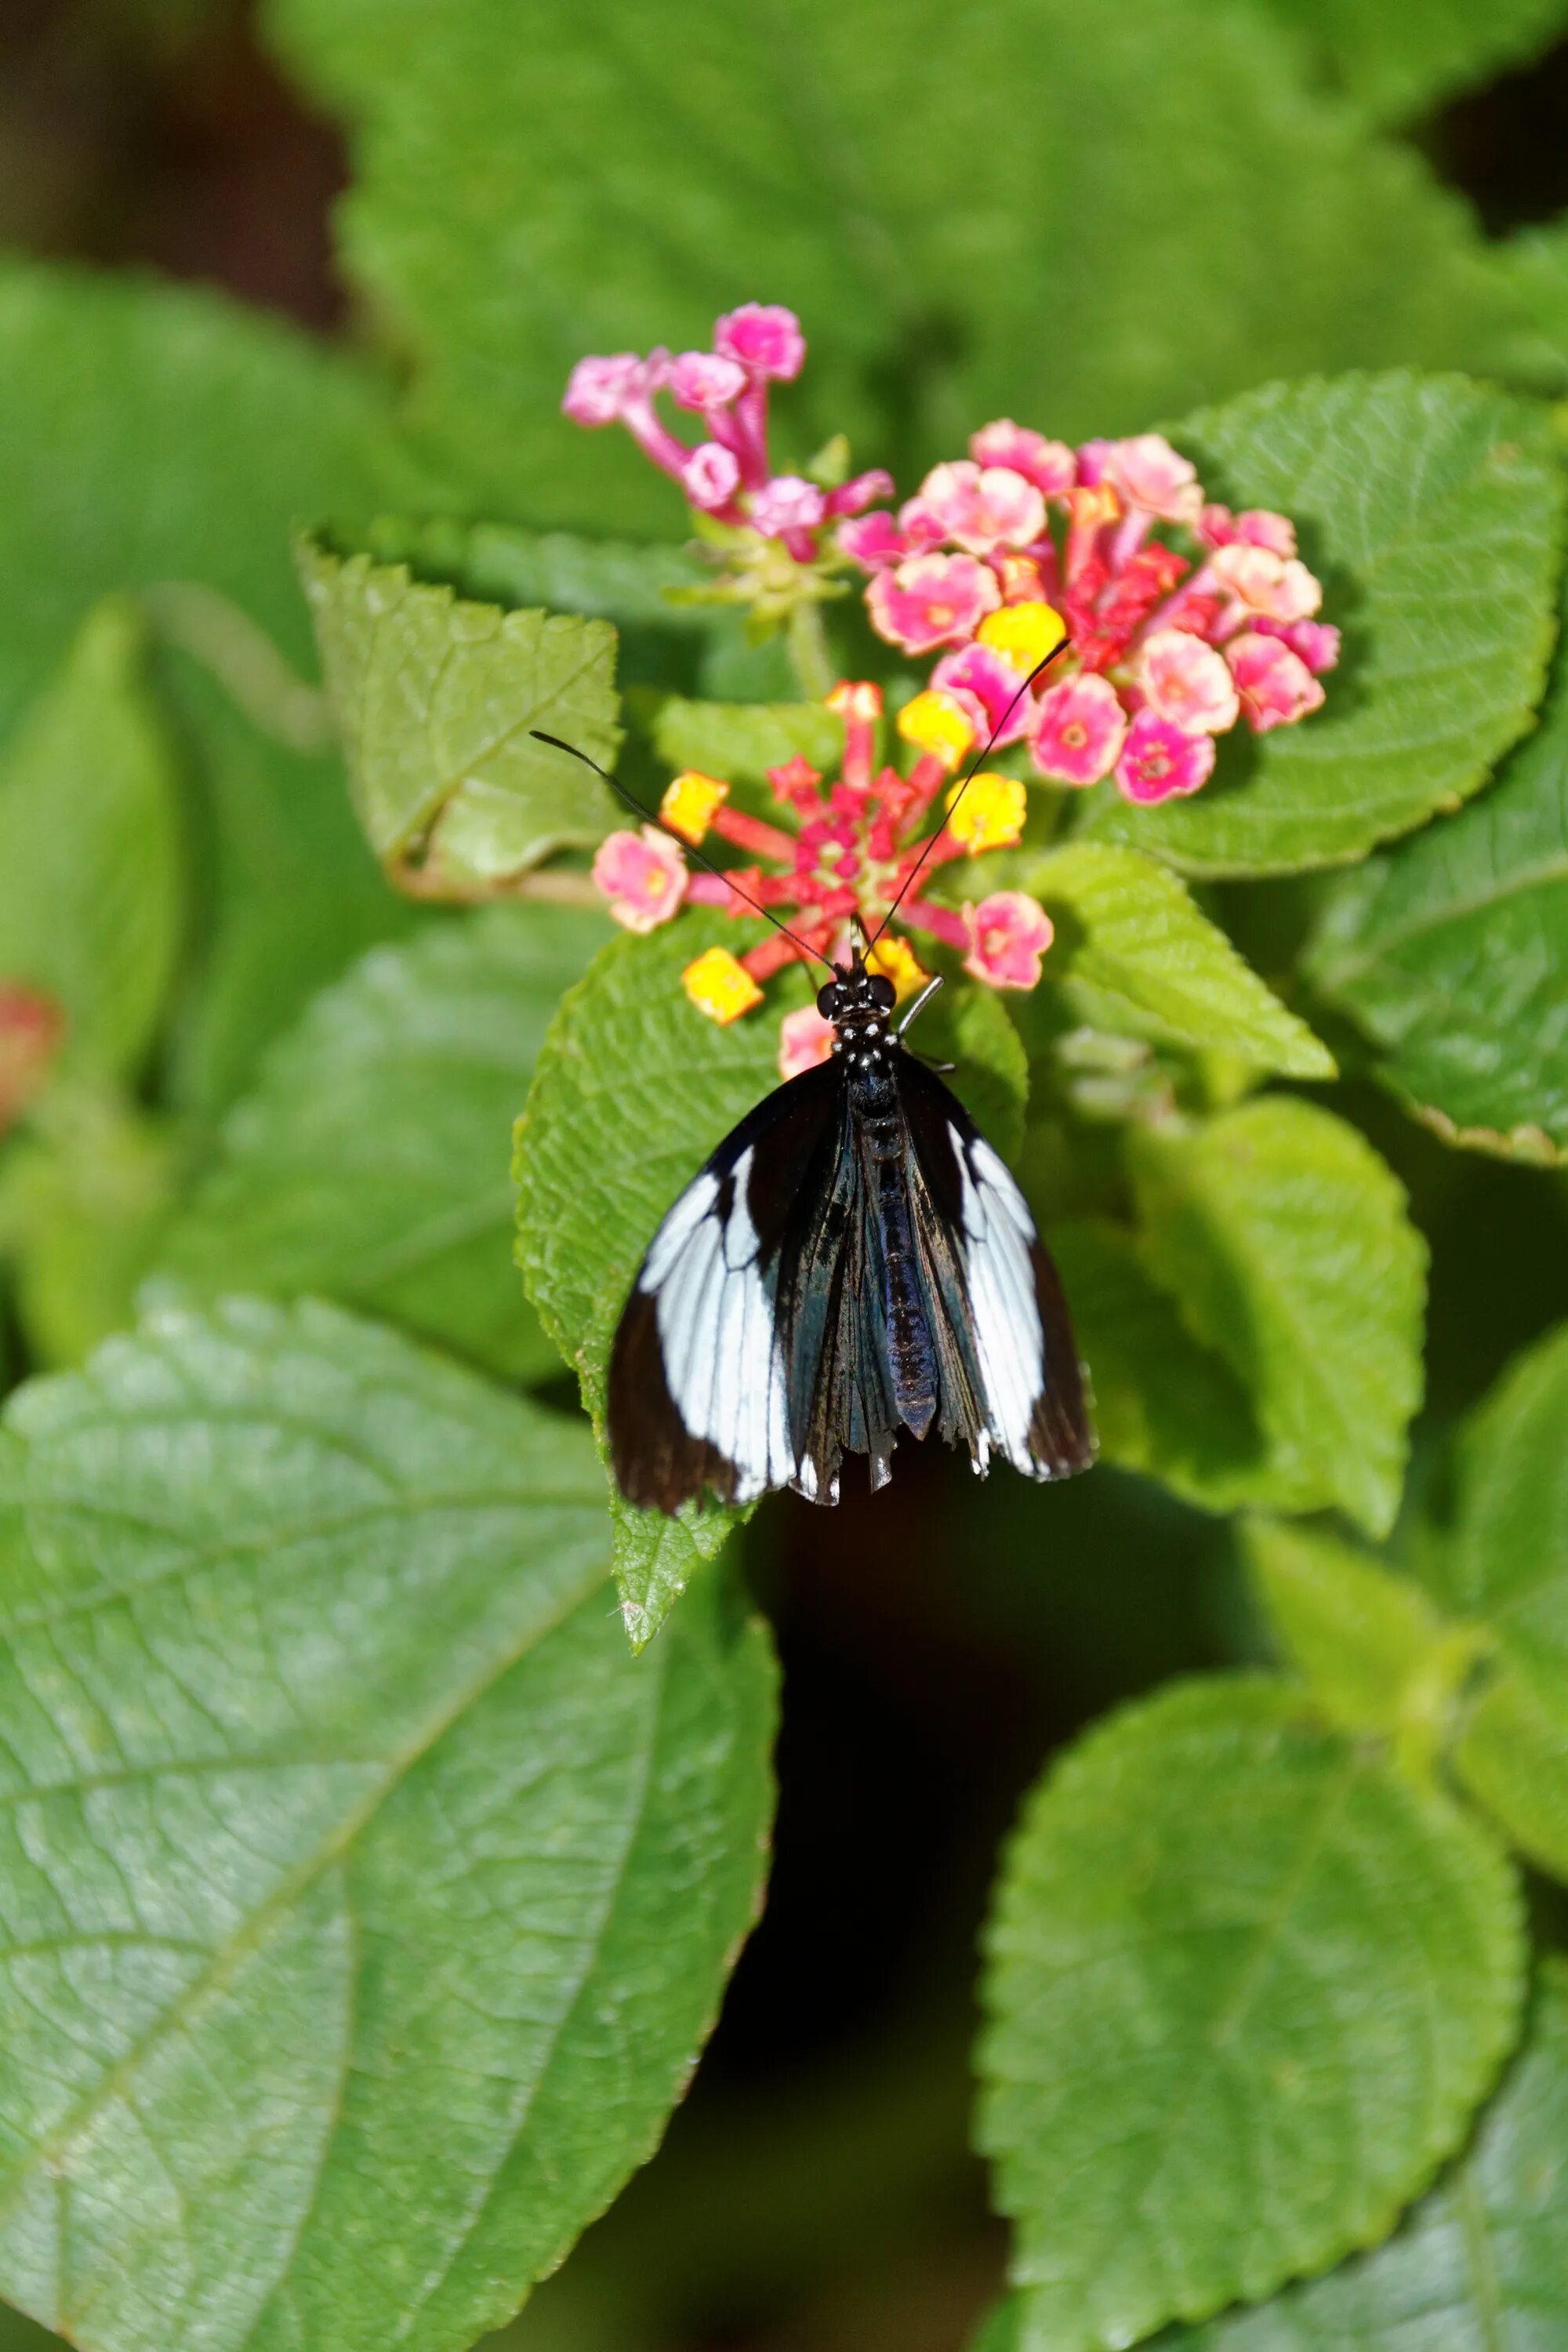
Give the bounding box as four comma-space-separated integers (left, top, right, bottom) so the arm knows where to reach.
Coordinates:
1435, 1323, 1568, 1877
1305, 593, 1568, 1165
1130, 1097, 1426, 1536
160, 663, 415, 1116
0, 1297, 775, 2352
515, 918, 808, 1645
1243, 1517, 1485, 1772
1023, 844, 1334, 1077
0, 1094, 186, 1368
1089, 374, 1565, 876
266, 0, 1526, 526
978, 1675, 1525, 2352
296, 529, 622, 887
0, 260, 415, 733
652, 699, 844, 786
0, 262, 423, 1111
1238, 0, 1568, 122
355, 516, 711, 632
918, 981, 1030, 1164
1047, 1217, 1270, 1513
154, 906, 607, 1381
0, 602, 180, 1084
1163, 1961, 1568, 2350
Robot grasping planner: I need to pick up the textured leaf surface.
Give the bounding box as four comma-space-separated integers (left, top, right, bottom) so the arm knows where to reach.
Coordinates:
1165, 1962, 1568, 2350
296, 532, 622, 886
1307, 596, 1568, 1163
0, 1298, 775, 2352
1130, 1098, 1426, 1536
155, 906, 607, 1380
1024, 844, 1333, 1076
1242, 0, 1568, 120
0, 263, 416, 1109
978, 1676, 1524, 2352
514, 920, 806, 1645
1243, 1516, 1457, 1741
1048, 1218, 1276, 1514
267, 0, 1522, 528
0, 602, 180, 1083
1091, 375, 1563, 875
652, 700, 844, 786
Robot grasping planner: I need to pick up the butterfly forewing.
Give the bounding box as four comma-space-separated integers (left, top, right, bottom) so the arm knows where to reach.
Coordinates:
607, 1025, 1093, 1513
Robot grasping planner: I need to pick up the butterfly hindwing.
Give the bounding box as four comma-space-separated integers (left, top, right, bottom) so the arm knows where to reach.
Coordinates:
898, 1054, 1094, 1482
607, 1061, 844, 1512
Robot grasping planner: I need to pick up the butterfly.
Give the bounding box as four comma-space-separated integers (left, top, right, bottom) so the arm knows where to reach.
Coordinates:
532, 651, 1094, 1515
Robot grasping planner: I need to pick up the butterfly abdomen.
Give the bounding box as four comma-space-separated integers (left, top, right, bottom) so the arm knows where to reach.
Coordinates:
849, 1040, 939, 1443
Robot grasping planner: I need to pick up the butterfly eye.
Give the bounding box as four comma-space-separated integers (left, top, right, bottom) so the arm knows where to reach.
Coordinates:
868, 975, 896, 1012
817, 982, 840, 1018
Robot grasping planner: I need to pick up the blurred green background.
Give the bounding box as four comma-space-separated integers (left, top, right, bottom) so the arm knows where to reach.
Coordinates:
5, 2, 1568, 2346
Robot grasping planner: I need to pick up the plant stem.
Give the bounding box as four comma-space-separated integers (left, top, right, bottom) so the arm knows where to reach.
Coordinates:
786, 601, 837, 701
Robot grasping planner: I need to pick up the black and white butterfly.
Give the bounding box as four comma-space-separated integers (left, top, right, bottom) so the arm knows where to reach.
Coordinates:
606, 958, 1093, 1513
532, 645, 1094, 1516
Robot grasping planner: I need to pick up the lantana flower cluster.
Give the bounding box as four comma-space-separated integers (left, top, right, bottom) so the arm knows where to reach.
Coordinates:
841, 427, 1339, 805
590, 680, 1053, 1079
564, 303, 888, 622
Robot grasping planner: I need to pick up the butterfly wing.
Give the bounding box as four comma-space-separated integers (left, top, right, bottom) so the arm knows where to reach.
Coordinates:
898, 1052, 1094, 1481
607, 1059, 845, 1512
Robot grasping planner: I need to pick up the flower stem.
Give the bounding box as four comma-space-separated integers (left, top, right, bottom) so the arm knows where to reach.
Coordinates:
786, 601, 837, 701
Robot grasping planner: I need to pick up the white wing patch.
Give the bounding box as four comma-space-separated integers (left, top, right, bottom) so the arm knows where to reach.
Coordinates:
640, 1145, 794, 1503
959, 1137, 1047, 1474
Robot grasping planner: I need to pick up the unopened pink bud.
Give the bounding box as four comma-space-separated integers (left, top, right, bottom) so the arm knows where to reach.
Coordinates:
713, 302, 806, 379
562, 352, 645, 425
749, 474, 827, 536
682, 441, 742, 510
668, 350, 747, 410
826, 469, 896, 518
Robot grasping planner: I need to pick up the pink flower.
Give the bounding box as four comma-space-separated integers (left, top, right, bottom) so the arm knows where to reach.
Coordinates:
970, 420, 1076, 496
1029, 672, 1127, 786
916, 460, 1047, 555
1104, 434, 1202, 524
963, 892, 1054, 989
931, 643, 1036, 745
836, 512, 907, 568
779, 1004, 837, 1080
592, 826, 688, 931
562, 353, 647, 426
668, 350, 747, 410
826, 469, 897, 518
1138, 628, 1240, 736
750, 474, 827, 536
714, 302, 805, 380
1114, 712, 1217, 804
1210, 543, 1322, 624
1254, 616, 1341, 676
1228, 632, 1327, 732
895, 496, 949, 552
682, 442, 742, 510
866, 552, 1001, 654
1197, 504, 1298, 557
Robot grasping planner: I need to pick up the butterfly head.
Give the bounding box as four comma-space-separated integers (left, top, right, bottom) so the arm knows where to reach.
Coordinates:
818, 959, 896, 1045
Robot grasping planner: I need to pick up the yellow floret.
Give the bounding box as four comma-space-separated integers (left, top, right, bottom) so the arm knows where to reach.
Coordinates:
864, 933, 928, 1000
946, 769, 1027, 855
977, 600, 1067, 672
681, 946, 764, 1025
660, 769, 730, 845
896, 688, 975, 770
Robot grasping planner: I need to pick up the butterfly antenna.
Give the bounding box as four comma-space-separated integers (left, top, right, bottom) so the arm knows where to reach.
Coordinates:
862, 637, 1069, 956
529, 730, 837, 976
